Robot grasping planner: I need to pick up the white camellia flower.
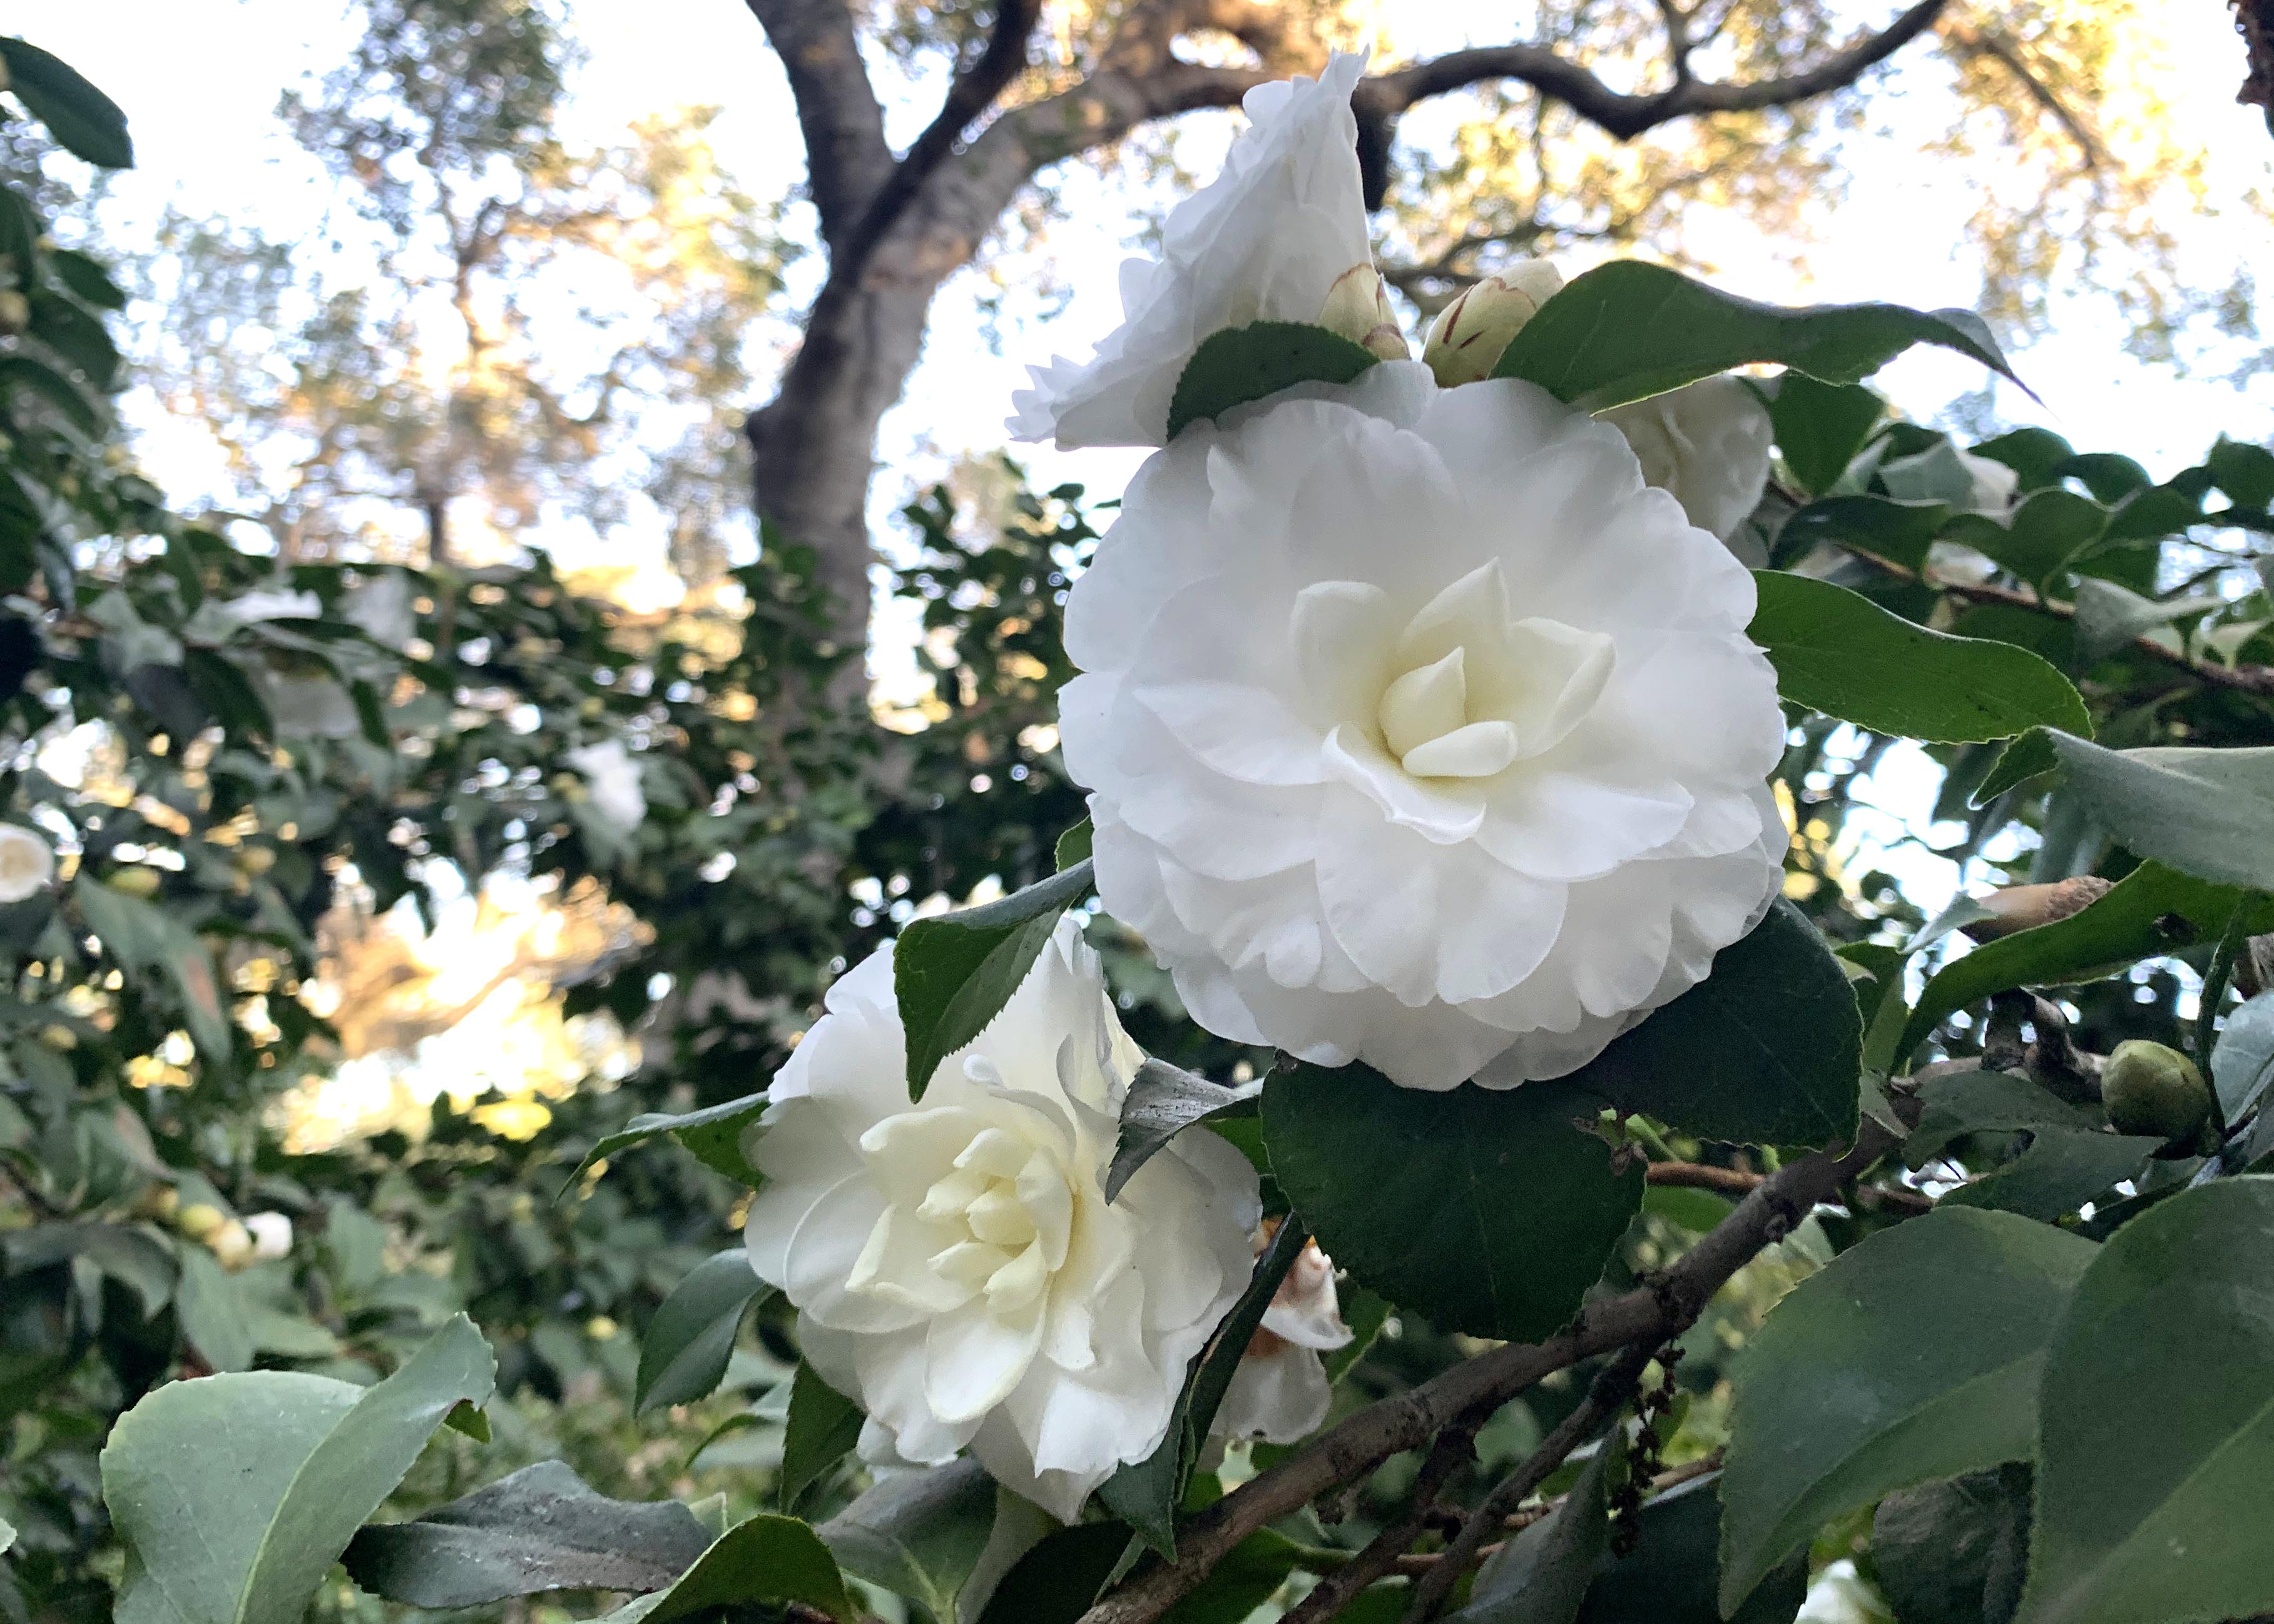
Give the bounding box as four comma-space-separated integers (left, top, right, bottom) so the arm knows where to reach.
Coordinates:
0, 825, 54, 904
743, 918, 1262, 1520
1060, 363, 1787, 1090
1598, 377, 1775, 556
242, 1211, 295, 1261
1009, 52, 1376, 450
568, 739, 647, 835
1215, 1229, 1352, 1444
1795, 1560, 1896, 1624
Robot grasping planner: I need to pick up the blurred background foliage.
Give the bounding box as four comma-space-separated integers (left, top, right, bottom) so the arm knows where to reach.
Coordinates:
2, 3, 2271, 1623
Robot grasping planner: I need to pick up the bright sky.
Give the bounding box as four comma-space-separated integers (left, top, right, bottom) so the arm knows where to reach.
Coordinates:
13, 0, 2274, 927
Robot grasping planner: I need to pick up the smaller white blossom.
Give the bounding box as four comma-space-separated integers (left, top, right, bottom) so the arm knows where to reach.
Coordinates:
242, 1211, 295, 1261
1957, 447, 2021, 514
0, 825, 54, 904
568, 739, 647, 835
745, 920, 1261, 1520
1796, 1560, 1895, 1624
1598, 377, 1774, 554
1215, 1229, 1352, 1445
1009, 52, 1376, 450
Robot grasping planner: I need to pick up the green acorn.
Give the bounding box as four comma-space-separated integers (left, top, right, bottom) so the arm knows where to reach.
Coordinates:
2102, 1039, 2212, 1144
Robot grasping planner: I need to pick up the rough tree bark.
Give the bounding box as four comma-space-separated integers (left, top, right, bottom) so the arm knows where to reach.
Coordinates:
739, 0, 1952, 655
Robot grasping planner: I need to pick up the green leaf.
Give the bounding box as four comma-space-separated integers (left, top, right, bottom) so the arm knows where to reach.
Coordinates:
1939, 490, 2108, 591
1105, 1059, 1260, 1202
1453, 1431, 1623, 1624
976, 1522, 1130, 1624
2069, 579, 2218, 666
48, 248, 126, 310
0, 39, 134, 167
563, 1090, 768, 1190
1767, 373, 1885, 497
1264, 1066, 1641, 1342
1098, 1219, 1307, 1558
1718, 1210, 2096, 1613
1873, 1467, 2033, 1624
1163, 322, 1379, 440
2040, 733, 2274, 893
30, 292, 121, 390
817, 1459, 999, 1624
2211, 992, 2274, 1123
1900, 863, 2274, 1061
780, 1361, 865, 1513
613, 1514, 853, 1624
173, 1245, 254, 1374
1970, 727, 2061, 809
1576, 1474, 1805, 1624
0, 355, 102, 435
102, 1315, 496, 1624
1939, 1128, 2163, 1222
6, 1222, 176, 1318
1054, 818, 1093, 869
2207, 435, 2274, 508
73, 878, 232, 1062
894, 860, 1092, 1097
2016, 1178, 2274, 1624
635, 1249, 770, 1414
1563, 900, 1861, 1149
342, 1461, 713, 1607
1905, 1070, 2101, 1168
1750, 572, 2090, 743
1491, 261, 2015, 412
1774, 494, 1950, 572
1163, 1528, 1313, 1624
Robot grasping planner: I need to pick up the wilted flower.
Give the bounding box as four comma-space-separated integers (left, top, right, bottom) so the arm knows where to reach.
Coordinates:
1009, 52, 1376, 449
1598, 377, 1775, 553
743, 919, 1261, 1520
0, 825, 54, 904
1420, 261, 1565, 387
567, 739, 646, 835
1215, 1229, 1352, 1444
1060, 363, 1785, 1089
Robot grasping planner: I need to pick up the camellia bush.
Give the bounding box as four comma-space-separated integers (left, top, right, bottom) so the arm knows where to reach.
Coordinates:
21, 39, 2274, 1624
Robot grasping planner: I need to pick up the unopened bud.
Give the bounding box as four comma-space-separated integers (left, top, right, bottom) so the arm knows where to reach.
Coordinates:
208, 1218, 254, 1269
0, 290, 28, 336
1959, 876, 2113, 943
1315, 263, 1408, 361
242, 1210, 293, 1260
2103, 1040, 2211, 1144
176, 1202, 226, 1241
109, 867, 162, 899
1420, 261, 1565, 387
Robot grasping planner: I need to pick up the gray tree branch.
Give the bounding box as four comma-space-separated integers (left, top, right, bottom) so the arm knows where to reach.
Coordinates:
742, 0, 895, 251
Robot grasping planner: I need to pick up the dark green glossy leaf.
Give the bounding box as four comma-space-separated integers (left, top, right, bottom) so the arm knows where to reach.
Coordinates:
2211, 992, 2274, 1123
2207, 435, 2274, 508
1106, 1059, 1259, 1202
1939, 1129, 2162, 1222
2017, 1179, 2274, 1624
1873, 1467, 2032, 1624
1905, 1070, 2101, 1168
0, 354, 103, 435
563, 1091, 767, 1190
780, 1361, 864, 1514
1900, 864, 2274, 1060
616, 1513, 852, 1624
48, 248, 126, 310
635, 1250, 768, 1414
894, 860, 1092, 1097
1718, 1210, 2096, 1613
1564, 900, 1860, 1149
1939, 490, 2107, 589
0, 39, 133, 167
1265, 1066, 1641, 1342
73, 878, 232, 1062
1751, 571, 2089, 743
102, 1316, 495, 1624
2041, 733, 2274, 892
976, 1522, 1129, 1624
1453, 1431, 1623, 1624
1163, 322, 1379, 441
342, 1461, 712, 1607
1767, 373, 1885, 497
1492, 261, 2015, 412
1054, 817, 1093, 869
1773, 494, 1950, 572
817, 1459, 999, 1624
1574, 1474, 1804, 1624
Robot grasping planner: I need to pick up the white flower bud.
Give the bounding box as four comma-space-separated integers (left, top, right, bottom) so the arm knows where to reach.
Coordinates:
0, 825, 54, 904
1420, 261, 1566, 387
1315, 264, 1409, 361
243, 1211, 295, 1261
208, 1219, 255, 1271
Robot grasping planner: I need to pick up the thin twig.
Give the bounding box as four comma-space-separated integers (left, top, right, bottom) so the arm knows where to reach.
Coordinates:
1281, 1408, 1489, 1624
1646, 1157, 1932, 1216
1077, 1122, 1899, 1624
1399, 1344, 1655, 1622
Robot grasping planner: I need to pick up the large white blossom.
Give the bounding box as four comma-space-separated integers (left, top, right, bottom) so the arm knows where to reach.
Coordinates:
1009, 52, 1375, 450
568, 739, 647, 835
1214, 1230, 1352, 1444
1598, 377, 1775, 556
743, 919, 1261, 1520
0, 825, 54, 904
1059, 363, 1787, 1090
